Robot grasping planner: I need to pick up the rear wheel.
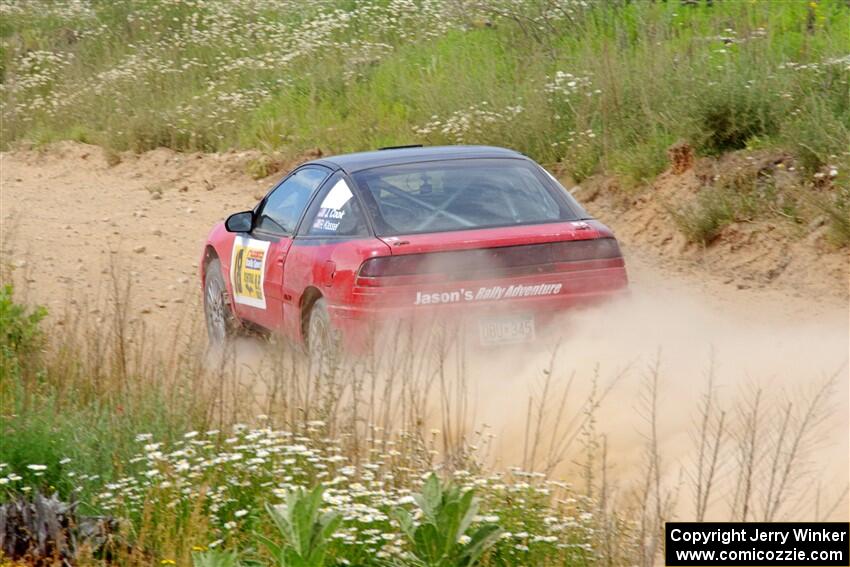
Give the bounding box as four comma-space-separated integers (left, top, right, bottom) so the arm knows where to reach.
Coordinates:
204, 258, 236, 344
307, 298, 342, 371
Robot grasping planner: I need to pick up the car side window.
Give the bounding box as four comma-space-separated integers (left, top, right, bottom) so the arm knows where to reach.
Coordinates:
300, 176, 369, 237
255, 167, 329, 235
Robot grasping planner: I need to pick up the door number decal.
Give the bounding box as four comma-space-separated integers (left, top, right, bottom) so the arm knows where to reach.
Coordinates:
230, 236, 270, 309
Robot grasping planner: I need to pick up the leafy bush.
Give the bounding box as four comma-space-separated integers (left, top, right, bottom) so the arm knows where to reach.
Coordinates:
393, 474, 501, 567
258, 487, 341, 567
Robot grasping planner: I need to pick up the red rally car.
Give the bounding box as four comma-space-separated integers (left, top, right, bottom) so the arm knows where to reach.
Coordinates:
200, 145, 627, 354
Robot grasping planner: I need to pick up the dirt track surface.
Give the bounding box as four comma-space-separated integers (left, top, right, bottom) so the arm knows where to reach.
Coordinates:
1, 142, 848, 519
1, 142, 845, 326
1, 143, 270, 329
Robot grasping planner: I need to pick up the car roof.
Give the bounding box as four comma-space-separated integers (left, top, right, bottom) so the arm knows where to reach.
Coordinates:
307, 145, 527, 173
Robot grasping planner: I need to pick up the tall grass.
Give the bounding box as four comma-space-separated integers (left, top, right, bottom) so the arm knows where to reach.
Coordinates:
4, 1, 848, 244
0, 282, 213, 502
2, 274, 845, 564
1, 275, 645, 564
1, 1, 848, 186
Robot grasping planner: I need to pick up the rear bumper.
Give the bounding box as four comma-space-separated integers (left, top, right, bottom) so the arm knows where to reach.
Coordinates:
328, 263, 628, 351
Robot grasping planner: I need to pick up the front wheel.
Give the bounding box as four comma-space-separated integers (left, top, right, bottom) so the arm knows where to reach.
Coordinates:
204, 258, 236, 344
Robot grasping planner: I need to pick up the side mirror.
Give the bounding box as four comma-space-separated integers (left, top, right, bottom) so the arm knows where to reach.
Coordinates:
225, 211, 253, 233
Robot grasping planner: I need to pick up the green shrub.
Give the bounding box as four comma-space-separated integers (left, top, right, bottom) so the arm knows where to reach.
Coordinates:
258, 486, 341, 567
691, 81, 779, 156
669, 190, 737, 245
393, 474, 501, 567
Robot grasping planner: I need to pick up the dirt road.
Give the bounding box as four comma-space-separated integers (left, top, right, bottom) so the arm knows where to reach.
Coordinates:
1, 142, 848, 519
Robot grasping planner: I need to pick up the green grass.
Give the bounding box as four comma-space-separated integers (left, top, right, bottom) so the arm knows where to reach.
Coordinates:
0, 283, 638, 566
0, 281, 213, 504
1, 1, 848, 187
669, 188, 743, 246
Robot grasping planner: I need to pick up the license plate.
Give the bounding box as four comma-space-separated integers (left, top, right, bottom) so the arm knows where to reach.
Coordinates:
478, 313, 536, 346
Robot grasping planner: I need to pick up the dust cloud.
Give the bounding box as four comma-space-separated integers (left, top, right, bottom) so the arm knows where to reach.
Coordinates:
220, 253, 848, 521
464, 255, 849, 521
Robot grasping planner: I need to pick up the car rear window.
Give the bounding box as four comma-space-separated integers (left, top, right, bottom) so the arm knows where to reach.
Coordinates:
351, 159, 583, 236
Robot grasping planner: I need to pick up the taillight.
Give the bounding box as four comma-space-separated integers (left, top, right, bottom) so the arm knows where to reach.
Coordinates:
357, 238, 621, 281
358, 256, 398, 277
558, 237, 621, 262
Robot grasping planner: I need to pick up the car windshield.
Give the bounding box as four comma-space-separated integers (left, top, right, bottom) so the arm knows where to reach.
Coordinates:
352, 158, 584, 236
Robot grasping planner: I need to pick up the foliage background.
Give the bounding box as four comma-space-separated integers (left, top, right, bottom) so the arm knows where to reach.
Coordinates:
1, 0, 848, 187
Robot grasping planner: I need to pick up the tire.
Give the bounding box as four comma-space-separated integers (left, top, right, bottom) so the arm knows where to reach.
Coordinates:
204, 258, 236, 344
306, 298, 342, 371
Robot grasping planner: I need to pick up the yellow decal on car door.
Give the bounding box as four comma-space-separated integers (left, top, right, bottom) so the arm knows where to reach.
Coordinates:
230, 236, 270, 309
